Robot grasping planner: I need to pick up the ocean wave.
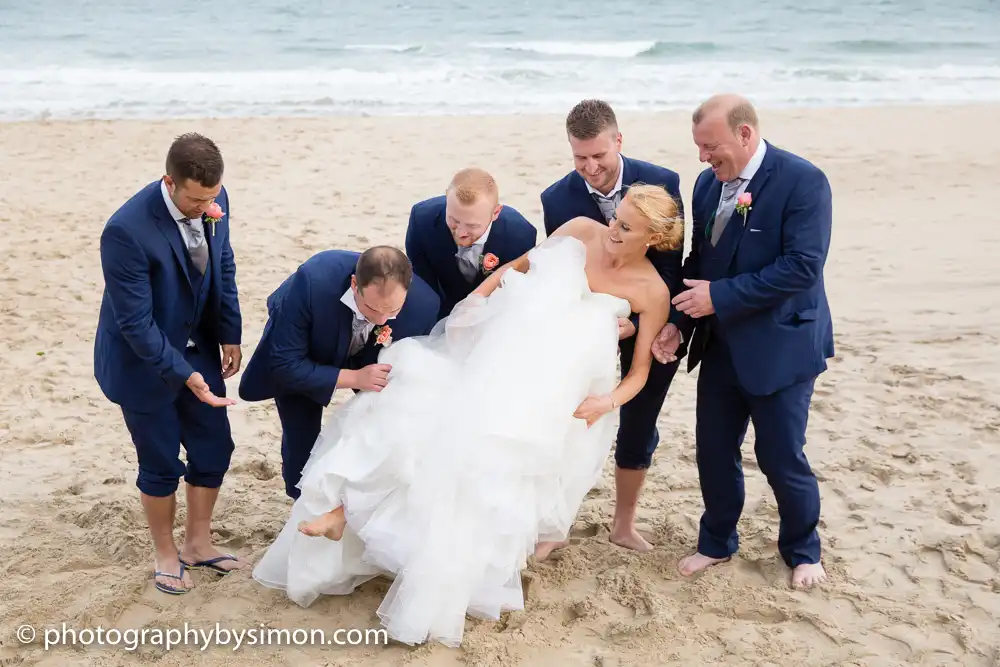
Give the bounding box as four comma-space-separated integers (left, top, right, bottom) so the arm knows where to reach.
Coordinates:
2, 61, 999, 121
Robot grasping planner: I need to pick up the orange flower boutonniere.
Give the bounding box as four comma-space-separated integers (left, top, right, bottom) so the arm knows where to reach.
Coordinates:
374, 325, 392, 347
481, 252, 500, 274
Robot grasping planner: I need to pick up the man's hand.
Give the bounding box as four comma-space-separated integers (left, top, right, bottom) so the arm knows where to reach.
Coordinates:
617, 317, 636, 340
672, 279, 715, 319
186, 371, 236, 407
651, 323, 681, 364
221, 344, 242, 379
355, 363, 392, 392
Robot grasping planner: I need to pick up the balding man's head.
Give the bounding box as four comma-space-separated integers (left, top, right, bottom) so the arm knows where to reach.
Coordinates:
351, 245, 412, 325
691, 93, 761, 182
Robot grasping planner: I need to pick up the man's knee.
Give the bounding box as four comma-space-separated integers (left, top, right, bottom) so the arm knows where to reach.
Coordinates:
614, 417, 658, 470
122, 406, 185, 497
136, 468, 182, 497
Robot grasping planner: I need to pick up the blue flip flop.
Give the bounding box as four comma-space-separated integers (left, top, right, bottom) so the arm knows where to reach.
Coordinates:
154, 562, 189, 595
180, 553, 241, 575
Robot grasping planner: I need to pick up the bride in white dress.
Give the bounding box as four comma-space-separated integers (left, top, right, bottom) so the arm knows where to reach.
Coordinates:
252, 184, 684, 647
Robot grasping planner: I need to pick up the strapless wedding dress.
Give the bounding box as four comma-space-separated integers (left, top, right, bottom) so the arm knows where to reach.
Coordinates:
252, 235, 631, 647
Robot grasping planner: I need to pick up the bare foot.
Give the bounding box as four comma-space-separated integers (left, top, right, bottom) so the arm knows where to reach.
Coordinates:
677, 552, 731, 576
610, 525, 653, 552
298, 507, 346, 541
153, 553, 194, 593
534, 540, 569, 561
791, 562, 826, 589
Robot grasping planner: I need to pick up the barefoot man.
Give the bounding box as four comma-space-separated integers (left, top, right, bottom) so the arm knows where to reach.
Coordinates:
656, 94, 834, 588
540, 99, 687, 554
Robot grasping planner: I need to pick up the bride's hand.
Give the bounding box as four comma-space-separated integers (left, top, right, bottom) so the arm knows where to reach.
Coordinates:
573, 395, 614, 428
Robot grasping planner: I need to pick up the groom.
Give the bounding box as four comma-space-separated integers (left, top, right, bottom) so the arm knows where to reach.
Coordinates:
94, 133, 245, 595
657, 93, 834, 588
238, 246, 440, 499
540, 98, 686, 552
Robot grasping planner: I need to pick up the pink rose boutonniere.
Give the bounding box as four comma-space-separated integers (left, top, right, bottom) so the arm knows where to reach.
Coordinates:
204, 202, 225, 236
735, 192, 752, 223
374, 325, 392, 347
480, 252, 500, 274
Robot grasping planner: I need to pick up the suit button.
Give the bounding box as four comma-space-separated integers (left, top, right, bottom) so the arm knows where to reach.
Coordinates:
185, 320, 191, 326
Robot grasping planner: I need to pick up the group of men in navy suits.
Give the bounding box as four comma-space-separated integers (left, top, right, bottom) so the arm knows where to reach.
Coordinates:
94, 93, 833, 596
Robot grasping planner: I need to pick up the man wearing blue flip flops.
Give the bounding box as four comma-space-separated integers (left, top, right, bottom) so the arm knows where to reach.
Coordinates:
94, 133, 246, 594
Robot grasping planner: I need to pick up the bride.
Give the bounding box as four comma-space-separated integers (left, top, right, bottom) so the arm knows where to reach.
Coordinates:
252, 183, 683, 647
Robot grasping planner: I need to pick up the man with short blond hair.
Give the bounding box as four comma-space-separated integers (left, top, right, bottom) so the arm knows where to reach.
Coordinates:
540, 98, 686, 554
406, 167, 537, 321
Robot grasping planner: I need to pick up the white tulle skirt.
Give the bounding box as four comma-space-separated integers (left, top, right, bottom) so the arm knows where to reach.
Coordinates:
252, 236, 631, 647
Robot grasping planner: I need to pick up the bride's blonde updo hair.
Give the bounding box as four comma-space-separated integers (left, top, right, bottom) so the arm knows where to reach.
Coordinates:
623, 183, 684, 252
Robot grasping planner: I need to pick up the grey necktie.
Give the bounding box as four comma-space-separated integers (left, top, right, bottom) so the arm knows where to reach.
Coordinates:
711, 178, 746, 246
349, 318, 375, 356
456, 246, 479, 281
179, 218, 209, 274
591, 191, 621, 223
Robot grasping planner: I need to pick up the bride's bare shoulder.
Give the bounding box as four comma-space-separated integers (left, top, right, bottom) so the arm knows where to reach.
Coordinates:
633, 264, 671, 314
554, 216, 603, 240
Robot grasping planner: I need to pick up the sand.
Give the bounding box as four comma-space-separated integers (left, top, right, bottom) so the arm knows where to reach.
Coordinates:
1, 104, 999, 667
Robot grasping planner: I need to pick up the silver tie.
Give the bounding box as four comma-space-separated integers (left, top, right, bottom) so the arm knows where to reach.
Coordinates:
455, 245, 479, 281
180, 218, 209, 274
348, 318, 375, 356
711, 178, 746, 246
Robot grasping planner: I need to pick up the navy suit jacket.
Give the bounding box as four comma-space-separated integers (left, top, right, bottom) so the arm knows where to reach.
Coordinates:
679, 141, 835, 396
94, 180, 241, 412
405, 195, 537, 320
237, 250, 440, 407
540, 155, 686, 330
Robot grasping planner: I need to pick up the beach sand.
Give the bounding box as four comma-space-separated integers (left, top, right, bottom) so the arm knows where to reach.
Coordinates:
1, 104, 999, 667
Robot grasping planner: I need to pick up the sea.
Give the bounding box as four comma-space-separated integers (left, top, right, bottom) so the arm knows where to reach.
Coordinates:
1, 0, 999, 120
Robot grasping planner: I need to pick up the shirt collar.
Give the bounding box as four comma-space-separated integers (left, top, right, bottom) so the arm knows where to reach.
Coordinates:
340, 287, 369, 322
472, 222, 491, 246
739, 139, 767, 181
160, 179, 188, 222
340, 286, 397, 323
585, 153, 624, 198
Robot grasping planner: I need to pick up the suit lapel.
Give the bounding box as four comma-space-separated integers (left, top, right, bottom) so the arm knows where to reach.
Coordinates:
334, 277, 355, 363
205, 214, 221, 278
714, 146, 775, 274
151, 200, 193, 288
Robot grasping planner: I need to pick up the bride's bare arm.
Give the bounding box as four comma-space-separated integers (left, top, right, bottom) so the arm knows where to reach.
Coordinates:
473, 217, 597, 298
574, 280, 670, 426
612, 288, 670, 407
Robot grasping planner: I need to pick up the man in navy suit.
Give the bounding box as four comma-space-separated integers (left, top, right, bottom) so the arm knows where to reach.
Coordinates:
238, 246, 440, 499
94, 133, 245, 595
540, 99, 685, 553
658, 94, 834, 588
406, 167, 537, 321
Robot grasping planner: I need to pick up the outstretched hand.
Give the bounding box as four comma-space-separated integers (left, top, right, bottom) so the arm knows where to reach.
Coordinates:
186, 372, 236, 407
574, 395, 614, 428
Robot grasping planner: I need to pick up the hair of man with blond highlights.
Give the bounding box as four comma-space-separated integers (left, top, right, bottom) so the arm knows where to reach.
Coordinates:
624, 183, 684, 252
565, 99, 618, 140
446, 167, 499, 206
691, 93, 759, 133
